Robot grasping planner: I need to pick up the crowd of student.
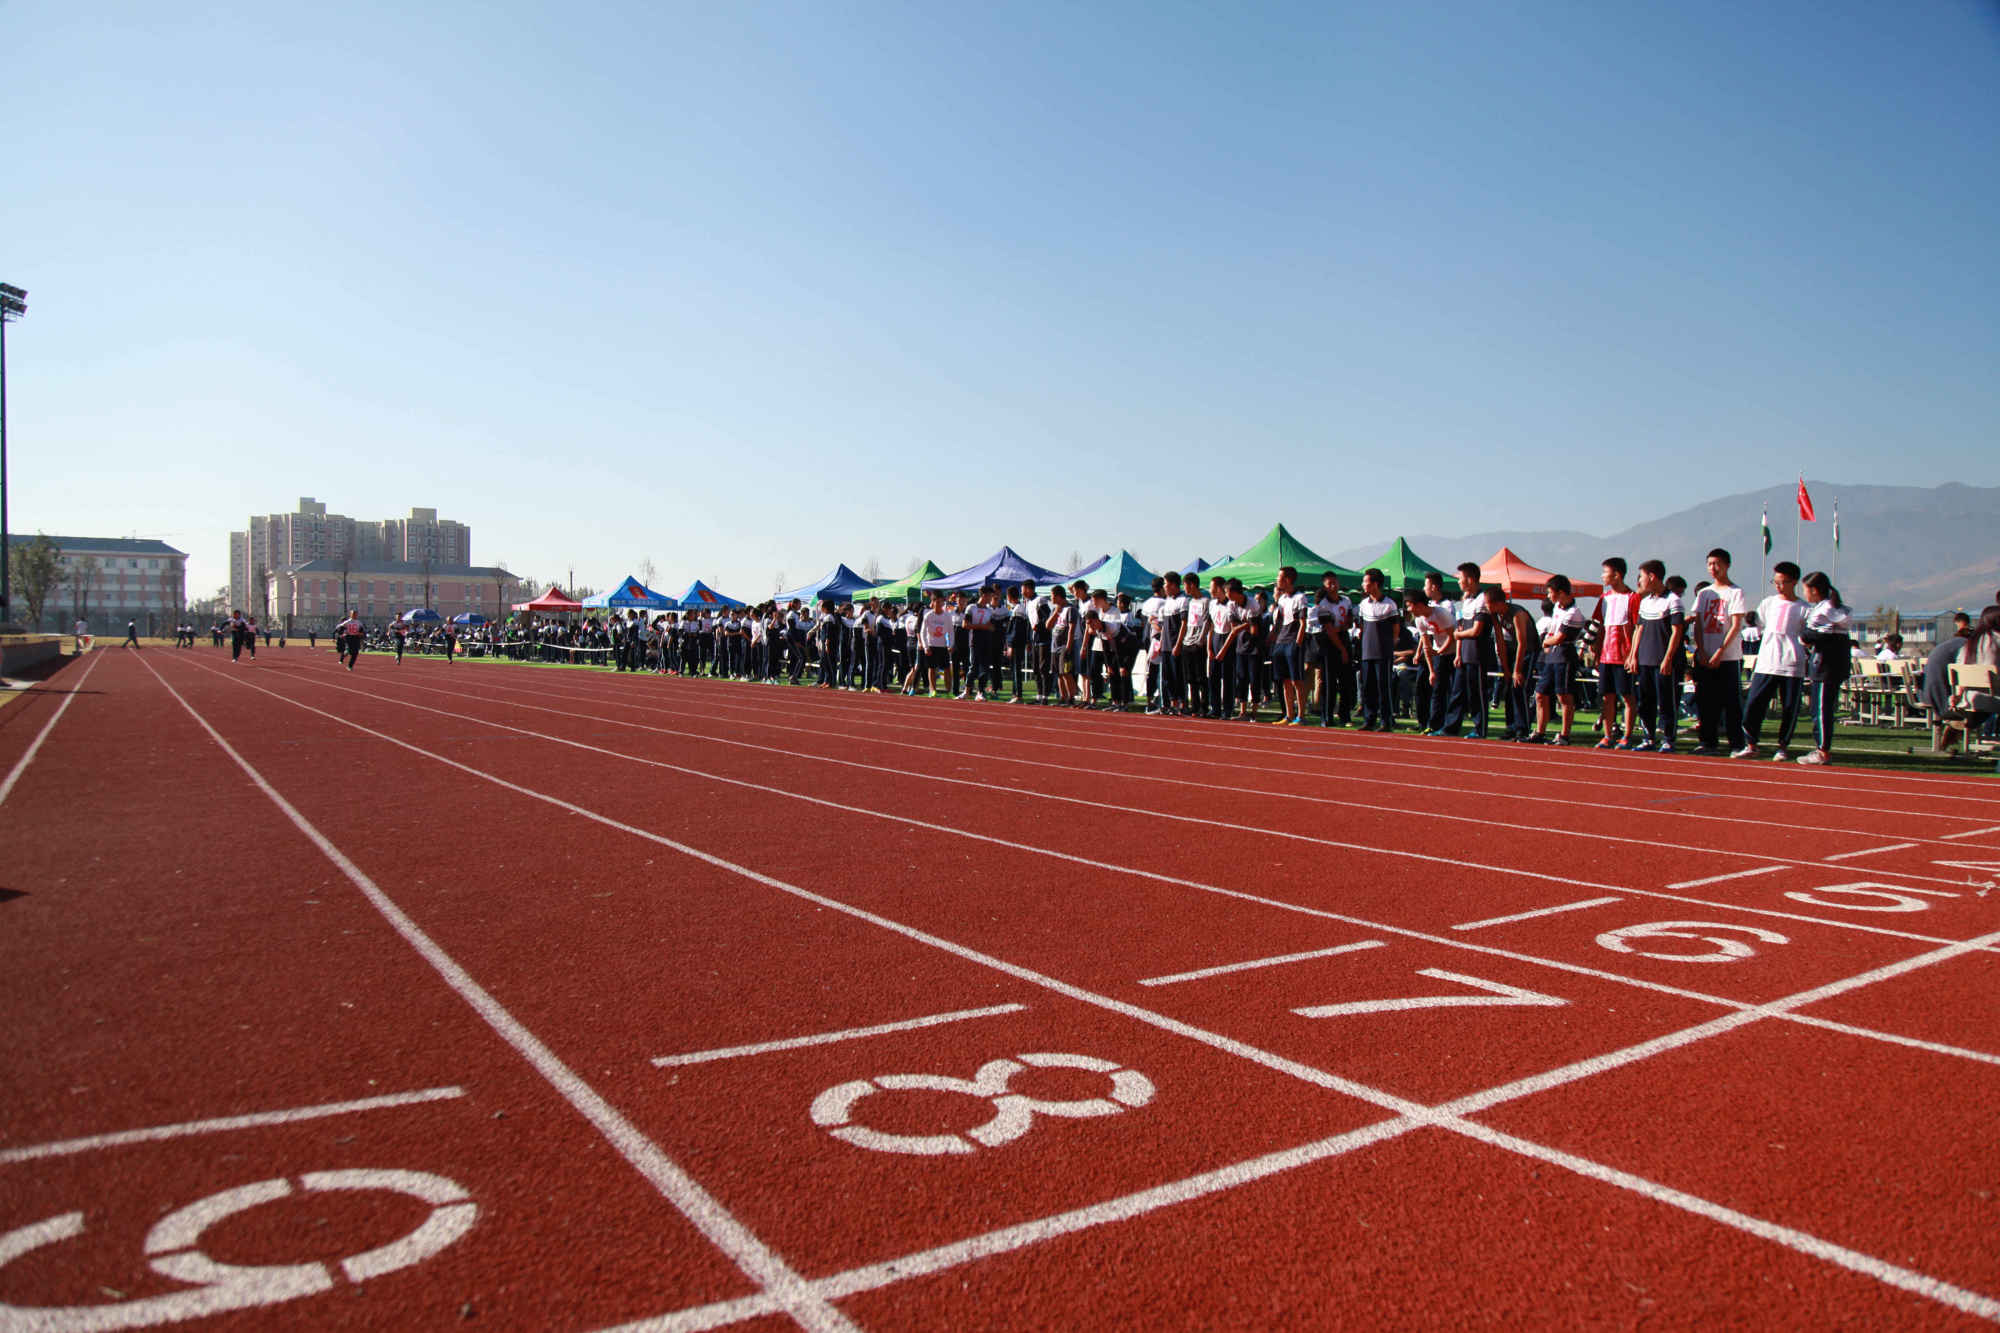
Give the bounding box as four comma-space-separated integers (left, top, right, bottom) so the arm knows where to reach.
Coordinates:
566, 548, 1999, 768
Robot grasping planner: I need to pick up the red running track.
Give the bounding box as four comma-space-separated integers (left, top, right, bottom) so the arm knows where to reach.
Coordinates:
1, 645, 1996, 1330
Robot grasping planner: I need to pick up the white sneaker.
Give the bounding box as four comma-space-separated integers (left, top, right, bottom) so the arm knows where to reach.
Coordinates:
1730, 745, 1757, 759
1771, 749, 1791, 762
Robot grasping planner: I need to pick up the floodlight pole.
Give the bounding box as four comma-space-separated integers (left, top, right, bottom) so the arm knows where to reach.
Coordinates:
0, 285, 22, 627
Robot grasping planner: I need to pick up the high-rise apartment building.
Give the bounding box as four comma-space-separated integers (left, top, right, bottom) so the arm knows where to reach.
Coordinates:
229, 498, 473, 614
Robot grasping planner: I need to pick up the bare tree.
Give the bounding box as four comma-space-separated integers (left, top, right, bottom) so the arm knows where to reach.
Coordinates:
862, 556, 882, 581
252, 562, 270, 620
637, 556, 659, 589
1066, 550, 1083, 572
70, 555, 99, 625
773, 570, 786, 594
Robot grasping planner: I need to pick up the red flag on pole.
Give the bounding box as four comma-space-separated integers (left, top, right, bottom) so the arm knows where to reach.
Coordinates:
1796, 476, 1816, 522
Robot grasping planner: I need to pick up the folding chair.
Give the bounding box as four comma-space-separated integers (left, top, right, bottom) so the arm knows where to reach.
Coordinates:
1948, 664, 1999, 755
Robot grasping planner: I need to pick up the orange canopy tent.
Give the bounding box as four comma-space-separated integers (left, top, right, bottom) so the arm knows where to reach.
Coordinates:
1478, 547, 1602, 598
512, 585, 584, 613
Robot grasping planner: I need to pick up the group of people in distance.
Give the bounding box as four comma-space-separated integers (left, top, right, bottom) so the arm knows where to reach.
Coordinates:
563, 545, 2000, 769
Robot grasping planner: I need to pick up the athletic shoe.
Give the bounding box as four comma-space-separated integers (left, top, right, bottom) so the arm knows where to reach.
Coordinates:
1595, 737, 1617, 750
1771, 749, 1791, 762
1798, 750, 1829, 765
1730, 745, 1758, 759
1523, 733, 1547, 744
1619, 740, 1647, 751
1655, 743, 1677, 755
1552, 735, 1571, 746
1690, 746, 1721, 756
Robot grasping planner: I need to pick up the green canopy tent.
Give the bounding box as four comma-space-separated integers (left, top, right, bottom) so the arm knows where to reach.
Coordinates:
1201, 524, 1360, 589
854, 560, 947, 605
1361, 536, 1450, 592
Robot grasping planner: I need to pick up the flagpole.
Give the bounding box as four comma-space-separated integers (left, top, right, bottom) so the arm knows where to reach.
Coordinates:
1795, 474, 1803, 566
1832, 500, 1840, 582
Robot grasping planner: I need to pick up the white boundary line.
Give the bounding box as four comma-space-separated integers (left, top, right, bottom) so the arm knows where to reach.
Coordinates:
0, 650, 103, 809
181, 655, 2000, 1053
1667, 866, 1787, 890
1821, 843, 1920, 862
1137, 940, 1386, 987
164, 654, 2000, 1325
407, 662, 1999, 871
281, 663, 1992, 946
1450, 897, 1625, 932
0, 1087, 465, 1164
135, 655, 856, 1333
1941, 824, 2000, 841
651, 1004, 1028, 1067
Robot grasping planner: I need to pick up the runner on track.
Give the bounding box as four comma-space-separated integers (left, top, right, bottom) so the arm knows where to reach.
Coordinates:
337, 611, 364, 671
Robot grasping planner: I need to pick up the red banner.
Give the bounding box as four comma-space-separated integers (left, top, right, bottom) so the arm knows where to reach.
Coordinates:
1797, 477, 1816, 522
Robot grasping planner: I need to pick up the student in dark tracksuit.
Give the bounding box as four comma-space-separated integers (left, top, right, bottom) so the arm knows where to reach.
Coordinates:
1004, 586, 1030, 702
1353, 570, 1401, 731
1449, 579, 1498, 739
336, 613, 364, 670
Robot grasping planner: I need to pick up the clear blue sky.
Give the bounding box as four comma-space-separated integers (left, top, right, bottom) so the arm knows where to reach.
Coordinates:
6, 0, 1996, 603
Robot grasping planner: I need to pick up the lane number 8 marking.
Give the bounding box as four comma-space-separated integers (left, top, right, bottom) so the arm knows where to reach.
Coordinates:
811, 1052, 1154, 1157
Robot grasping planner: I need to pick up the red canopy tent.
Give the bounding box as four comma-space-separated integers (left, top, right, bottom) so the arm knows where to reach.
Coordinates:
1478, 547, 1602, 598
512, 585, 584, 613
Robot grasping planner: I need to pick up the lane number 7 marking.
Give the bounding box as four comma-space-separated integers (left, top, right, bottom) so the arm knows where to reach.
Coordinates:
1292, 969, 1566, 1018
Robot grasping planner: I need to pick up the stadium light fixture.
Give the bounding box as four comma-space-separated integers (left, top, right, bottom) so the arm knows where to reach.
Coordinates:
0, 283, 24, 627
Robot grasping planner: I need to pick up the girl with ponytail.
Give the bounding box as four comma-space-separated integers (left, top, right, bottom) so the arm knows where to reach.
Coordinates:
1796, 571, 1853, 766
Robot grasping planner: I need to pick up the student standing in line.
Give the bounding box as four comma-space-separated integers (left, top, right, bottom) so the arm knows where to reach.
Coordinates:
1080, 590, 1112, 707
1417, 572, 1457, 734
1493, 591, 1538, 741
336, 611, 364, 671
1228, 580, 1262, 722
1664, 574, 1693, 722
1048, 585, 1079, 706
1528, 576, 1587, 743
1206, 575, 1236, 719
1433, 563, 1485, 736
1592, 558, 1642, 749
1139, 577, 1167, 709
1736, 561, 1806, 760
1796, 571, 1853, 766
897, 602, 925, 693
1269, 566, 1308, 726
1689, 549, 1750, 756
1022, 581, 1052, 704
911, 591, 955, 697
1630, 560, 1685, 752
1178, 579, 1209, 717
1003, 585, 1029, 702
1315, 571, 1356, 728
1353, 569, 1400, 731
1150, 572, 1187, 715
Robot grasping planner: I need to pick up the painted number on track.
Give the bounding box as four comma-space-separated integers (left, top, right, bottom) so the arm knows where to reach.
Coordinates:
1292, 969, 1566, 1018
1784, 881, 1958, 913
811, 1052, 1154, 1157
1596, 920, 1789, 962
0, 1169, 475, 1332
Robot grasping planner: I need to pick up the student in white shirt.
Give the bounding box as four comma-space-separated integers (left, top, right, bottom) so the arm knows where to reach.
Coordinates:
1269, 566, 1309, 725
1313, 571, 1355, 728
1797, 571, 1855, 766
1353, 569, 1401, 731
911, 592, 956, 697
1417, 571, 1456, 734
1047, 585, 1079, 706
1688, 548, 1750, 755
1205, 575, 1238, 719
1529, 576, 1587, 744
1737, 560, 1807, 759
1178, 583, 1210, 717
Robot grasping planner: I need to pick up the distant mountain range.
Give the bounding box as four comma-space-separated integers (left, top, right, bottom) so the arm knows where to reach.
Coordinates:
1332, 481, 1998, 614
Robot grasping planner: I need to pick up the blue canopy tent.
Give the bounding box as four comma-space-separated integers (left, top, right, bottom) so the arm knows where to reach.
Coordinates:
1180, 556, 1211, 577
772, 563, 879, 607
451, 612, 490, 626
922, 546, 1076, 593
583, 576, 677, 610
1094, 550, 1160, 597
400, 607, 442, 623
674, 580, 746, 610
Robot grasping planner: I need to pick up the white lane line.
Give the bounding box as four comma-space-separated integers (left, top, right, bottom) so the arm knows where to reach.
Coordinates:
1450, 897, 1625, 932
0, 651, 103, 809
0, 1087, 465, 1165
279, 664, 1985, 947
1941, 825, 2000, 841
185, 656, 2000, 1053
1822, 843, 1920, 862
1451, 1119, 2000, 1323
185, 657, 2000, 1324
596, 1115, 1427, 1333
136, 656, 855, 1333
1137, 940, 1386, 987
417, 664, 1996, 877
651, 1004, 1027, 1067
1666, 866, 1788, 890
